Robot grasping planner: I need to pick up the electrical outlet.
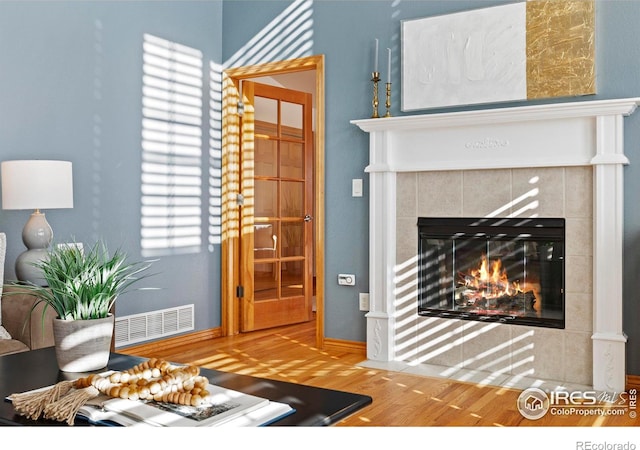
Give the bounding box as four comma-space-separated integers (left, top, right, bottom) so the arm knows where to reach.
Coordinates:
359, 293, 370, 311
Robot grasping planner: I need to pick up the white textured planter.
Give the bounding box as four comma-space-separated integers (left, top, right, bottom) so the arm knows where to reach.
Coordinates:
52, 315, 114, 372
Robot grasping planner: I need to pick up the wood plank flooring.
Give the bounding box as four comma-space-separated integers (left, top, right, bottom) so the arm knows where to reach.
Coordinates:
119, 318, 639, 428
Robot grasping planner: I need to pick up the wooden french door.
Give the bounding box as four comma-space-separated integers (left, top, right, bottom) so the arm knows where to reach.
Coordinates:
239, 81, 314, 332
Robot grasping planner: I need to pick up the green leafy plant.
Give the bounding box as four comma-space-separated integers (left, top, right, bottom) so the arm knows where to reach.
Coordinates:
15, 240, 154, 321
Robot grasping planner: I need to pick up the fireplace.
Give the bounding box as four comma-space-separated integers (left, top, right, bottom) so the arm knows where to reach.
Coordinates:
417, 217, 564, 329
352, 98, 640, 392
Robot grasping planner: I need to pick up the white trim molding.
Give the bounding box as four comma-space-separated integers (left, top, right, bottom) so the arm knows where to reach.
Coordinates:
352, 98, 640, 392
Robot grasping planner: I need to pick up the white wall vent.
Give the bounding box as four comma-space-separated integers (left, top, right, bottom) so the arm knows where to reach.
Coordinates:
114, 304, 194, 347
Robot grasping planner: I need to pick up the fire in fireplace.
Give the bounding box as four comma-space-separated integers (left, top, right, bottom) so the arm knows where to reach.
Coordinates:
417, 217, 565, 328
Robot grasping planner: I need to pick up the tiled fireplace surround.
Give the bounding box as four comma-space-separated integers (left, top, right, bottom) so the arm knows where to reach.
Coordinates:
352, 98, 640, 393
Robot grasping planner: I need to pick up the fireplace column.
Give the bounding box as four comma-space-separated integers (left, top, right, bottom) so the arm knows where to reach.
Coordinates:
591, 114, 629, 392
365, 130, 396, 361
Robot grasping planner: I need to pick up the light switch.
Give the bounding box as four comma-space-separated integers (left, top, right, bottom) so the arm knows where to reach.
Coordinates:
352, 178, 363, 197
359, 293, 370, 311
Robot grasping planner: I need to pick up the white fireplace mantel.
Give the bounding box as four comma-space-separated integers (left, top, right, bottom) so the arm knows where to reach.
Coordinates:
352, 98, 640, 392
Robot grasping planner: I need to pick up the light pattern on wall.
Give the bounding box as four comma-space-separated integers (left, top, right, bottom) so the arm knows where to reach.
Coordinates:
208, 60, 223, 249
140, 34, 204, 256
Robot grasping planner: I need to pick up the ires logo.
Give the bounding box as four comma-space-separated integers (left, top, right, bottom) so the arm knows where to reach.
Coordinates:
550, 390, 598, 405
517, 387, 631, 420
517, 388, 550, 420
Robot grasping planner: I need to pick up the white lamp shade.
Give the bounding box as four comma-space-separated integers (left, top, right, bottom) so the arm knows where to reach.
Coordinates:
1, 160, 74, 210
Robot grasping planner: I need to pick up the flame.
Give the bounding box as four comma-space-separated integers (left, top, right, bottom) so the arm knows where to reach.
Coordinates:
457, 254, 541, 316
466, 254, 519, 297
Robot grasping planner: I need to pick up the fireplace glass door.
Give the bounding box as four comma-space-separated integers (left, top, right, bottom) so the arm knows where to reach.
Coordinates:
418, 218, 565, 328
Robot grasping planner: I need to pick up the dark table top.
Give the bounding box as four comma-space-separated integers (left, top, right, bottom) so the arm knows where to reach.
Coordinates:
0, 347, 372, 426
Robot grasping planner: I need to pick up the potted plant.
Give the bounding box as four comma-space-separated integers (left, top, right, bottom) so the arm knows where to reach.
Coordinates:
13, 239, 154, 372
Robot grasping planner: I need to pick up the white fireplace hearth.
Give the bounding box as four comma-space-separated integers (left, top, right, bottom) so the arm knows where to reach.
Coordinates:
352, 98, 640, 393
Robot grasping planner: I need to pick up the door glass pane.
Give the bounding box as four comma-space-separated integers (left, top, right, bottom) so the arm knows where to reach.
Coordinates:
281, 181, 303, 217
255, 262, 278, 301
254, 97, 278, 136
254, 222, 278, 258
280, 141, 303, 179
281, 101, 303, 139
255, 179, 277, 217
282, 222, 303, 257
281, 263, 304, 298
255, 138, 277, 178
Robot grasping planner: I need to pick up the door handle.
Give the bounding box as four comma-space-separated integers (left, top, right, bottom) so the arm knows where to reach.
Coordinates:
304, 215, 313, 222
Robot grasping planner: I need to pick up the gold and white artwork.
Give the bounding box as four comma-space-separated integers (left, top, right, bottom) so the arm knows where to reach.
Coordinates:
401, 1, 595, 111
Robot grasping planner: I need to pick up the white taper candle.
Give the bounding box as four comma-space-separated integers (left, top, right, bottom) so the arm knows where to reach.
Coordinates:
374, 39, 379, 73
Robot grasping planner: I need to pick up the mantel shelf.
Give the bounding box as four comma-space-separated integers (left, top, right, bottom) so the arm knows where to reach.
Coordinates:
351, 97, 640, 133
351, 97, 640, 174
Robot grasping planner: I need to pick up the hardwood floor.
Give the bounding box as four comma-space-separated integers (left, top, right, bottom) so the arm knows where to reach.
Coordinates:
120, 318, 638, 428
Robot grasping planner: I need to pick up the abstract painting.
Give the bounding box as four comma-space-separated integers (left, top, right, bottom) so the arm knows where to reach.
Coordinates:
401, 1, 595, 111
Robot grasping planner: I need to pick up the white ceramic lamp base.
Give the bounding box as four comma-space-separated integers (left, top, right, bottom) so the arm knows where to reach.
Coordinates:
15, 210, 53, 286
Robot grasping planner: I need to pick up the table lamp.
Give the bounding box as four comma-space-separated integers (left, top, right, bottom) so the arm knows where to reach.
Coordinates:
1, 160, 74, 285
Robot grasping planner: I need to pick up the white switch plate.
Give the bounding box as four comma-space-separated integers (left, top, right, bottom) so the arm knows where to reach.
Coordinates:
352, 178, 363, 197
359, 293, 370, 311
338, 273, 356, 286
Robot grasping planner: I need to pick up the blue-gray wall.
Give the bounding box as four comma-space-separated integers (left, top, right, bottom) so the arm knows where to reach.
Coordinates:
222, 0, 640, 375
0, 1, 223, 330
1, 0, 639, 375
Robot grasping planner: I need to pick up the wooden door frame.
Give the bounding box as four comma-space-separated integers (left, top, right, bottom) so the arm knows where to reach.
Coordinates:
221, 55, 325, 348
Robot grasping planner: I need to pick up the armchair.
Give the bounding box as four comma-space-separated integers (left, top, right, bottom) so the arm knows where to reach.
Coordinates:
0, 233, 56, 356
1, 287, 56, 355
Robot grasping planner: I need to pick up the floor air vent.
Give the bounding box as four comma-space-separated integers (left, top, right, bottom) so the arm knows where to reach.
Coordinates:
114, 304, 195, 347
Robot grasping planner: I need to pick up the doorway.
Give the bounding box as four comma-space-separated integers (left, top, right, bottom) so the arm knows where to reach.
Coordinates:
221, 55, 325, 348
